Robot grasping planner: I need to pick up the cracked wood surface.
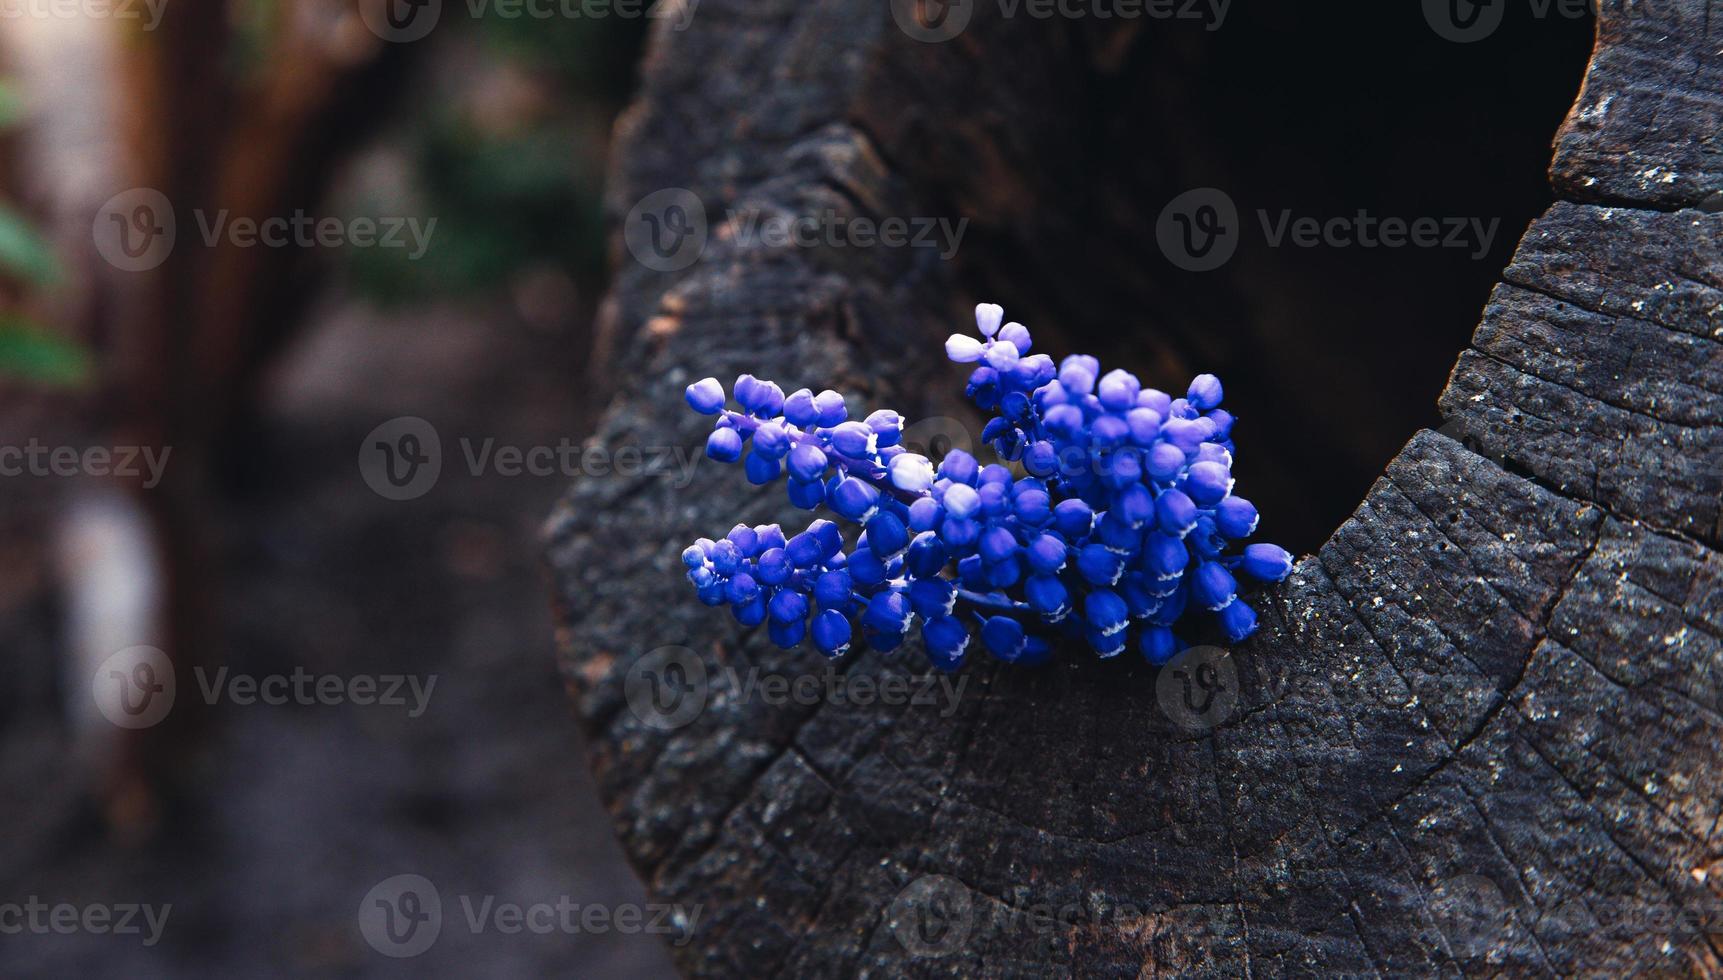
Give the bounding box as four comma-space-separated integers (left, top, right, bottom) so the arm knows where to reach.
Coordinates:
543, 1, 1723, 974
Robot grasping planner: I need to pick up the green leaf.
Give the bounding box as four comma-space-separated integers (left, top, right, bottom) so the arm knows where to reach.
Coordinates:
0, 204, 61, 286
0, 317, 91, 387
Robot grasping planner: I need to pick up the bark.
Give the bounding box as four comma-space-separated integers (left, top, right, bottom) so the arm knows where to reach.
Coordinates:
544, 2, 1723, 974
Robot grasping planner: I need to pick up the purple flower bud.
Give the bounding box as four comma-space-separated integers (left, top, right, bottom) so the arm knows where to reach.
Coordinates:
813, 568, 852, 607
863, 590, 912, 635
980, 616, 1025, 661
685, 377, 726, 414
753, 421, 791, 459
1077, 543, 1124, 585
1025, 532, 1068, 574
923, 615, 970, 669
1156, 488, 1199, 537
942, 483, 980, 519
1097, 370, 1141, 413
744, 452, 780, 485
769, 589, 809, 625
1139, 625, 1178, 666
907, 496, 942, 531
908, 576, 956, 618
906, 531, 948, 578
1187, 373, 1224, 411
983, 340, 1020, 371
866, 410, 903, 447
979, 526, 1018, 562
783, 388, 819, 426
866, 511, 910, 557
998, 321, 1032, 354
829, 421, 878, 458
787, 477, 824, 509
786, 443, 828, 483
938, 449, 979, 485
1146, 442, 1185, 481
1185, 460, 1232, 506
1126, 408, 1162, 445
1191, 561, 1238, 611
1025, 574, 1069, 619
1052, 499, 1093, 539
1242, 543, 1294, 582
705, 427, 743, 463
1219, 492, 1261, 537
811, 609, 851, 657
1219, 597, 1257, 642
813, 389, 848, 426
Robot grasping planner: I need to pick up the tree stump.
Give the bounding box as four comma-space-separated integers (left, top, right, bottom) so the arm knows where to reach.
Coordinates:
544, 2, 1722, 974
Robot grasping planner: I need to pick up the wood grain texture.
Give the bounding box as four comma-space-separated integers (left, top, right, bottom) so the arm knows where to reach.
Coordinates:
545, 1, 1723, 974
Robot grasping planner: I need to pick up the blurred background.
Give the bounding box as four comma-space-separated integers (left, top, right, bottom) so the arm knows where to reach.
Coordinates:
0, 1, 1591, 976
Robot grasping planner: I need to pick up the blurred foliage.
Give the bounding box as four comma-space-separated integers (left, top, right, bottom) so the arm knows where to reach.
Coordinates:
0, 78, 87, 388
0, 203, 62, 288
0, 317, 91, 387
342, 12, 646, 305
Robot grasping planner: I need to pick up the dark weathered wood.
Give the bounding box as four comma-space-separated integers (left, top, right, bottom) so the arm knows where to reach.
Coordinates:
545, 1, 1723, 974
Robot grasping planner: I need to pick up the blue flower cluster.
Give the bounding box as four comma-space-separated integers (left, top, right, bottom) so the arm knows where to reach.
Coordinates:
678, 304, 1293, 671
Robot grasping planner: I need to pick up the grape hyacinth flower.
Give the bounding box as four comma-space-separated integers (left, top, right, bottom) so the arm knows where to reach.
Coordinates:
676, 303, 1293, 672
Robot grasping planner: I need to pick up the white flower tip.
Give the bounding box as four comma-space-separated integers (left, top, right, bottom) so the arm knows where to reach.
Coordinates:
945, 334, 985, 362
975, 303, 1004, 337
